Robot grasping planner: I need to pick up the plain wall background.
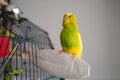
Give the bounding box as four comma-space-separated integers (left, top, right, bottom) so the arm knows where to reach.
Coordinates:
12, 0, 120, 80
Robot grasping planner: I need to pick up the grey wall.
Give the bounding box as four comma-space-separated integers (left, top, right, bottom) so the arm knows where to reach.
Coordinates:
12, 0, 120, 80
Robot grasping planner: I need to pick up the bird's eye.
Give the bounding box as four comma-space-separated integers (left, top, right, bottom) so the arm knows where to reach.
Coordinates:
69, 15, 72, 18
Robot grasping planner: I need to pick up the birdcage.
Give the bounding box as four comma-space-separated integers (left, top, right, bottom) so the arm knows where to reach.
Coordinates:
0, 1, 64, 80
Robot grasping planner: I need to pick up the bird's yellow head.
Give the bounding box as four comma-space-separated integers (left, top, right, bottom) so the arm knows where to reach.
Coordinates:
62, 13, 77, 27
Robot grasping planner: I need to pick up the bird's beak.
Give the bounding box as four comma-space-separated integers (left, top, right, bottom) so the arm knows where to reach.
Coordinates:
62, 18, 69, 27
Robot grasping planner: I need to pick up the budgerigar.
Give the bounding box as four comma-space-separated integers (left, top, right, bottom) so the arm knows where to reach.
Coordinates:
60, 12, 83, 58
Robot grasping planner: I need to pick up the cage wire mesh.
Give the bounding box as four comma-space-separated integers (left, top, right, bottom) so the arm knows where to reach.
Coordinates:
0, 1, 90, 80
0, 17, 61, 80
0, 3, 63, 79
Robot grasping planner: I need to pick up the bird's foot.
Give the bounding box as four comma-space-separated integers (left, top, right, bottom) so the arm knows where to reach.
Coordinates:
58, 50, 64, 54
72, 55, 77, 60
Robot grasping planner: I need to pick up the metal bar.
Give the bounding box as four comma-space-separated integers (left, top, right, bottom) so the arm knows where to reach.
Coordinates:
0, 42, 19, 77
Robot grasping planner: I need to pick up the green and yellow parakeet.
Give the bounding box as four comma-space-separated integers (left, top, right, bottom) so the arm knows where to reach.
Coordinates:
60, 13, 83, 58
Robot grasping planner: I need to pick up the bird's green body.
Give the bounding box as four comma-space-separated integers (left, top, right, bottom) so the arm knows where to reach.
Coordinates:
60, 13, 83, 58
